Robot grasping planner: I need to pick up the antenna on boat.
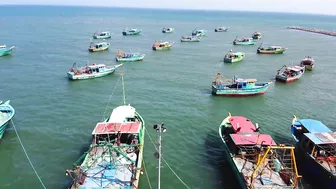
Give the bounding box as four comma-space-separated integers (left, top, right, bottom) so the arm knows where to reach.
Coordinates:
153, 122, 167, 189
120, 71, 126, 105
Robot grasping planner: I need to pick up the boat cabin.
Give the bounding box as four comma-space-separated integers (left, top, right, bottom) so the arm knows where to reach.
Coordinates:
237, 38, 253, 42
301, 56, 314, 65
95, 31, 110, 37
291, 119, 331, 142
278, 66, 303, 77
222, 116, 259, 135
226, 78, 258, 89
0, 45, 6, 49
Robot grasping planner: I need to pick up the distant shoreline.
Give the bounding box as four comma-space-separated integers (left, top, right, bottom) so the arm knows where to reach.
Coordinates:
287, 26, 336, 37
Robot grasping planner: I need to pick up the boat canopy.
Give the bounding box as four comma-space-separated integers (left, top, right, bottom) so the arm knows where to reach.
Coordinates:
304, 132, 336, 145
293, 119, 331, 133
88, 64, 105, 68
269, 46, 282, 49
230, 133, 277, 146
92, 122, 141, 135
235, 78, 257, 83
108, 105, 136, 123
228, 116, 257, 133
288, 66, 303, 72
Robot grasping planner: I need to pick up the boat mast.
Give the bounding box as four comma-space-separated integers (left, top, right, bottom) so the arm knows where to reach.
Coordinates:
121, 72, 126, 105
153, 123, 167, 189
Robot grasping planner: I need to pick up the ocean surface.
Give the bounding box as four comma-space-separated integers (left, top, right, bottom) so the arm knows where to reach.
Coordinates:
1, 5, 336, 189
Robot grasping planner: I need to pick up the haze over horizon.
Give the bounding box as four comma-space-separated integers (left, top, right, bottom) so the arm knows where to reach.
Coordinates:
1, 0, 336, 16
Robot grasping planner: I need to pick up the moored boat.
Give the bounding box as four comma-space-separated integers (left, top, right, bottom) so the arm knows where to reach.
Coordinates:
212, 73, 272, 96
93, 31, 111, 39
88, 42, 110, 52
275, 65, 305, 83
152, 41, 174, 51
116, 49, 145, 62
224, 50, 245, 63
66, 73, 145, 189
180, 36, 201, 42
215, 27, 228, 32
257, 44, 287, 54
162, 27, 174, 33
252, 32, 262, 40
0, 100, 15, 139
122, 28, 141, 36
219, 113, 302, 189
300, 56, 314, 71
67, 62, 122, 80
0, 45, 15, 57
291, 116, 336, 188
233, 37, 256, 45
192, 29, 207, 37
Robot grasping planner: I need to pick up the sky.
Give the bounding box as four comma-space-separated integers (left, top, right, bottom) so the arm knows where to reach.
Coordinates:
1, 0, 336, 16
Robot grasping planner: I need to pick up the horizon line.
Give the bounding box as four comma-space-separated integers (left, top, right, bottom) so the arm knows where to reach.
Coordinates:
1, 4, 336, 17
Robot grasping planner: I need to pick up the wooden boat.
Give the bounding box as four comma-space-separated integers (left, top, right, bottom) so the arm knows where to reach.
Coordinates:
291, 116, 336, 188
219, 113, 302, 189
257, 44, 287, 54
275, 65, 305, 83
212, 74, 272, 96
214, 27, 228, 32
116, 49, 145, 62
122, 28, 141, 36
0, 100, 15, 139
67, 62, 123, 80
252, 32, 262, 40
93, 31, 111, 39
191, 29, 207, 37
152, 41, 174, 51
88, 42, 110, 52
66, 73, 145, 189
180, 36, 201, 42
300, 56, 314, 71
233, 37, 256, 45
162, 27, 174, 33
224, 50, 245, 63
0, 45, 15, 57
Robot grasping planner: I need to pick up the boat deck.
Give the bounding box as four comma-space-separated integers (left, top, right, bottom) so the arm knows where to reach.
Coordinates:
233, 157, 295, 189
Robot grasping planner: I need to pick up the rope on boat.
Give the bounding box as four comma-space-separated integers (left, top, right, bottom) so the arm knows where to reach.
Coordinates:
145, 130, 191, 189
102, 75, 122, 121
10, 120, 47, 189
142, 159, 153, 189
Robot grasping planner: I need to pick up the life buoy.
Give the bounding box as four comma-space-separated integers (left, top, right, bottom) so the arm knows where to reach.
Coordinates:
327, 156, 335, 162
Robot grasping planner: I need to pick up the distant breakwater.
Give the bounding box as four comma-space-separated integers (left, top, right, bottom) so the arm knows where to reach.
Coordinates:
287, 26, 336, 37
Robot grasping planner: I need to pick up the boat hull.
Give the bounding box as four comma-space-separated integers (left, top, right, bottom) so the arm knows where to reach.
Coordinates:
224, 55, 245, 63
257, 49, 286, 54
212, 83, 271, 96
152, 45, 172, 51
180, 38, 200, 42
304, 65, 314, 71
122, 31, 141, 36
215, 29, 228, 32
68, 69, 116, 80
0, 47, 14, 57
116, 55, 145, 62
88, 46, 109, 52
275, 73, 303, 83
0, 101, 15, 139
93, 35, 111, 39
233, 41, 256, 45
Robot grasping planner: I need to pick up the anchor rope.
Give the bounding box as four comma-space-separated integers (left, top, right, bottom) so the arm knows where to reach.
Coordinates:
145, 130, 191, 189
102, 75, 122, 121
142, 159, 153, 189
10, 120, 47, 189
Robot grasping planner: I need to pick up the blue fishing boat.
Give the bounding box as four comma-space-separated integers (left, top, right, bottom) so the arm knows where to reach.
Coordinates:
0, 100, 15, 139
291, 116, 336, 189
0, 45, 15, 57
116, 49, 145, 62
212, 73, 272, 96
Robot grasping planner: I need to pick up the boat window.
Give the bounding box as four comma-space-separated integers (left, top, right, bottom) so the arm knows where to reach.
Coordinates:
243, 83, 246, 87
95, 45, 99, 48
99, 45, 102, 48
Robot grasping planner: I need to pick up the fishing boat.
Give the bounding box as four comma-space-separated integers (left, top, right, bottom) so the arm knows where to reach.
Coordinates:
180, 36, 201, 42
88, 42, 110, 52
233, 37, 256, 45
300, 56, 315, 71
152, 41, 174, 51
252, 32, 262, 40
257, 44, 287, 54
93, 31, 111, 39
191, 29, 207, 37
122, 28, 141, 36
212, 73, 272, 96
275, 65, 305, 83
0, 100, 15, 139
0, 45, 15, 57
223, 50, 245, 63
66, 73, 145, 189
219, 113, 302, 189
162, 27, 174, 33
214, 27, 228, 32
67, 62, 123, 80
115, 49, 145, 62
291, 116, 336, 188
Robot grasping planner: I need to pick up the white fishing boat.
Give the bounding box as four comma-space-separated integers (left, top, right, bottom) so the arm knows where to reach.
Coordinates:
0, 100, 15, 139
67, 62, 123, 80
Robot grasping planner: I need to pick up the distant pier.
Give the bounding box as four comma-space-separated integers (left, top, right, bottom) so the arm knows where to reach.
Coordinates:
287, 26, 336, 37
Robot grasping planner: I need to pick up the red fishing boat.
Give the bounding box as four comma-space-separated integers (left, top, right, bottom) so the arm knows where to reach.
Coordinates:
275, 65, 305, 83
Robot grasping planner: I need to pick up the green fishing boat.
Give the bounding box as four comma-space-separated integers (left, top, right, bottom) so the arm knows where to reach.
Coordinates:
122, 28, 142, 36
88, 42, 110, 52
66, 73, 146, 189
252, 32, 262, 40
0, 45, 15, 57
224, 50, 245, 63
93, 31, 111, 39
233, 37, 256, 45
116, 49, 145, 62
152, 41, 174, 51
257, 43, 287, 54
